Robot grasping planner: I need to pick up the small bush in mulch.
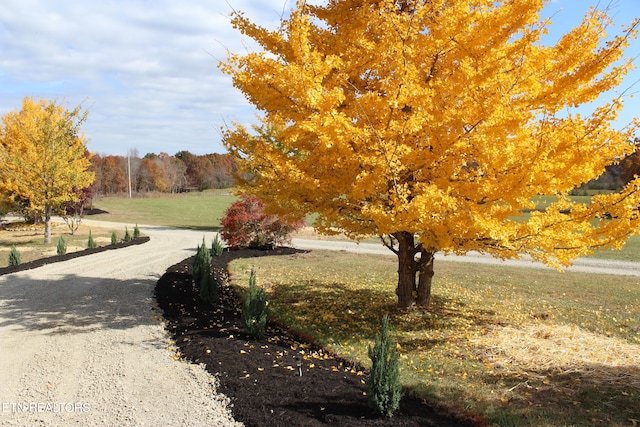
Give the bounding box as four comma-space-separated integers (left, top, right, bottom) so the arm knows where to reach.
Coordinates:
241, 268, 269, 339
211, 234, 224, 256
155, 248, 483, 427
367, 315, 402, 417
193, 237, 218, 305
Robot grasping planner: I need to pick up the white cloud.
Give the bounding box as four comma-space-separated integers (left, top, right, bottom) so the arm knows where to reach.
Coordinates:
0, 0, 638, 156
0, 0, 290, 155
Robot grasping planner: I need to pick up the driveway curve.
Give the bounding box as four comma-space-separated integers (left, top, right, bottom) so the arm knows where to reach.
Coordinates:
0, 221, 242, 427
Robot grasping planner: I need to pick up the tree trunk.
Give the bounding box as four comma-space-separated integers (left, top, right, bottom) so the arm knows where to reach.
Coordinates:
416, 249, 435, 307
44, 204, 52, 244
389, 231, 435, 308
394, 231, 418, 308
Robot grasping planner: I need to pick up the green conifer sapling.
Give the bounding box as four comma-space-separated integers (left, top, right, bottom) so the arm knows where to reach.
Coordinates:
87, 230, 97, 248
367, 315, 402, 417
57, 236, 67, 255
211, 234, 224, 256
8, 245, 21, 266
241, 269, 268, 339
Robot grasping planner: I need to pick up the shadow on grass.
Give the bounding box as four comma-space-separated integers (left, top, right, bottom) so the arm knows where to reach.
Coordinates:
268, 280, 499, 350
475, 364, 640, 425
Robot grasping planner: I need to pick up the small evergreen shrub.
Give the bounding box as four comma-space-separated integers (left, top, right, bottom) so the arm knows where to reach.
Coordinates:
221, 194, 305, 249
56, 236, 67, 255
241, 269, 268, 339
199, 264, 218, 305
367, 315, 402, 417
192, 237, 217, 304
192, 237, 211, 288
8, 245, 20, 266
111, 231, 118, 245
211, 234, 224, 256
124, 226, 131, 242
87, 230, 97, 248
133, 224, 140, 239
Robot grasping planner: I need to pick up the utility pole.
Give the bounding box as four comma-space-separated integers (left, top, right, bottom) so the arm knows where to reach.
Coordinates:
127, 149, 132, 199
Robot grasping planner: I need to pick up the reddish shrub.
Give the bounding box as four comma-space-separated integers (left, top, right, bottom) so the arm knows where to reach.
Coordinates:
221, 194, 305, 249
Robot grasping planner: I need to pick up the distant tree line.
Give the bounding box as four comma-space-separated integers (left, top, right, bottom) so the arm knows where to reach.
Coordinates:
90, 150, 237, 195
573, 140, 640, 194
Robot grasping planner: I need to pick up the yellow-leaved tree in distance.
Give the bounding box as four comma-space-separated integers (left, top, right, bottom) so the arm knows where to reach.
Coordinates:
0, 97, 94, 244
221, 0, 640, 308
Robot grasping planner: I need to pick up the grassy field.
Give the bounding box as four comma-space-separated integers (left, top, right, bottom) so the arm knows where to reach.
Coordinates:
88, 189, 236, 230
227, 251, 640, 426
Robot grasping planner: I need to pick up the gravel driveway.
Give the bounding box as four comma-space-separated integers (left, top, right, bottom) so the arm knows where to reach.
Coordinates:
0, 221, 242, 427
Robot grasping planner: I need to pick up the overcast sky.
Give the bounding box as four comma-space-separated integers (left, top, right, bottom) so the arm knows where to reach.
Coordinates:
1, 1, 639, 156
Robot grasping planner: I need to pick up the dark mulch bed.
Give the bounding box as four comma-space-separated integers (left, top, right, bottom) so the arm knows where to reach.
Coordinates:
155, 248, 486, 427
0, 236, 150, 276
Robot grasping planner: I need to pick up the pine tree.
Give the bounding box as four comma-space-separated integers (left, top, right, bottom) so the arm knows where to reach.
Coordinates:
367, 315, 402, 417
8, 245, 20, 266
56, 235, 67, 255
192, 237, 210, 287
133, 224, 140, 239
123, 226, 131, 242
87, 230, 97, 248
111, 230, 118, 245
199, 265, 218, 305
192, 237, 217, 304
241, 269, 268, 339
211, 234, 224, 256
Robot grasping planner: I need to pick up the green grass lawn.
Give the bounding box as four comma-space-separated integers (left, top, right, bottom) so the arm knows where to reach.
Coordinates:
89, 189, 236, 230
227, 250, 640, 426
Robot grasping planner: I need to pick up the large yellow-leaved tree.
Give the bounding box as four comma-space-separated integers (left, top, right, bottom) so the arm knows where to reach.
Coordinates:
0, 97, 94, 244
221, 0, 640, 308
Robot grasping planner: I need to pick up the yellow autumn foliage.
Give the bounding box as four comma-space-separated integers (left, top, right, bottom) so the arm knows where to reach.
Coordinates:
0, 97, 94, 243
221, 0, 640, 268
